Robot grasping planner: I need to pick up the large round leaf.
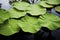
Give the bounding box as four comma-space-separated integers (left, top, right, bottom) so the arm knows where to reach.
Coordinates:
0, 19, 19, 36
46, 0, 60, 5
27, 4, 46, 15
8, 8, 26, 18
0, 9, 10, 23
55, 6, 60, 12
38, 1, 53, 8
38, 13, 60, 30
17, 15, 41, 33
13, 2, 30, 11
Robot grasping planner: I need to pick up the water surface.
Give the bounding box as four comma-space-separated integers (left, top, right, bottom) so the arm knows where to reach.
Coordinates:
0, 0, 12, 10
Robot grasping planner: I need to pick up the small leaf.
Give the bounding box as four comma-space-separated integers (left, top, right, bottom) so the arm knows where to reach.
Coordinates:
8, 9, 26, 18
46, 0, 60, 5
13, 2, 30, 11
0, 19, 19, 36
55, 6, 60, 12
27, 4, 46, 15
0, 9, 10, 23
17, 15, 41, 33
38, 13, 60, 30
38, 1, 53, 8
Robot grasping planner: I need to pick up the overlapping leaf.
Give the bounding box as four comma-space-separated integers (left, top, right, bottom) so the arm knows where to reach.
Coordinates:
27, 4, 46, 15
13, 2, 46, 15
55, 6, 60, 12
13, 2, 30, 11
8, 8, 26, 18
38, 1, 53, 8
38, 13, 60, 30
0, 19, 19, 36
0, 9, 10, 24
17, 15, 41, 33
46, 0, 60, 5
0, 0, 60, 36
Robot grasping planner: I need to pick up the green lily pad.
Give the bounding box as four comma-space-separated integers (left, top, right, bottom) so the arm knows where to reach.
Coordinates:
8, 9, 26, 18
38, 13, 60, 30
0, 19, 19, 36
38, 1, 53, 8
27, 4, 46, 15
13, 2, 30, 11
17, 15, 41, 33
0, 9, 10, 23
55, 6, 60, 12
46, 0, 60, 5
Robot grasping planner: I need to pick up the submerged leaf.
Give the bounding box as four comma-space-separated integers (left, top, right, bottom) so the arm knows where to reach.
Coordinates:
0, 19, 19, 36
17, 15, 41, 33
27, 4, 46, 15
0, 9, 10, 23
46, 0, 60, 5
38, 13, 60, 30
38, 1, 53, 8
55, 6, 60, 12
8, 9, 26, 18
13, 2, 30, 11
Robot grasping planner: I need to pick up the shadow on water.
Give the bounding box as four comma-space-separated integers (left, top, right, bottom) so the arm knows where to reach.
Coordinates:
34, 27, 55, 40
0, 29, 34, 40
0, 0, 60, 40
0, 27, 56, 40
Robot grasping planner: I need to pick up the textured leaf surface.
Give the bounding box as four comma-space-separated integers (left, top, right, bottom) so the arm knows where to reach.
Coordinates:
27, 4, 46, 15
38, 13, 60, 30
0, 19, 19, 36
13, 2, 30, 11
8, 9, 26, 18
38, 1, 53, 8
0, 9, 10, 23
17, 15, 41, 33
46, 0, 60, 5
55, 6, 60, 12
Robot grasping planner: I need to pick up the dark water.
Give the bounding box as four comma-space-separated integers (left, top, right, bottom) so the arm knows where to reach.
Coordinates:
0, 0, 60, 40
51, 8, 60, 17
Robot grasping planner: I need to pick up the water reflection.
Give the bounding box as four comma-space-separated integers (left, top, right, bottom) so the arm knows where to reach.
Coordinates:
0, 0, 12, 10
0, 0, 60, 40
0, 0, 39, 10
51, 8, 60, 17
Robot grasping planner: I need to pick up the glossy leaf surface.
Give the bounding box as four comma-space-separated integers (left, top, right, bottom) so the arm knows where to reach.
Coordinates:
8, 9, 26, 18
38, 1, 53, 8
38, 13, 60, 30
55, 6, 60, 12
0, 9, 10, 23
17, 15, 41, 33
46, 0, 60, 5
13, 2, 30, 11
0, 19, 19, 36
27, 4, 46, 15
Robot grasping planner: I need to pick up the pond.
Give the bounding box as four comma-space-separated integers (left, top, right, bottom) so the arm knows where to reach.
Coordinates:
0, 0, 60, 40
0, 0, 60, 16
0, 0, 12, 10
